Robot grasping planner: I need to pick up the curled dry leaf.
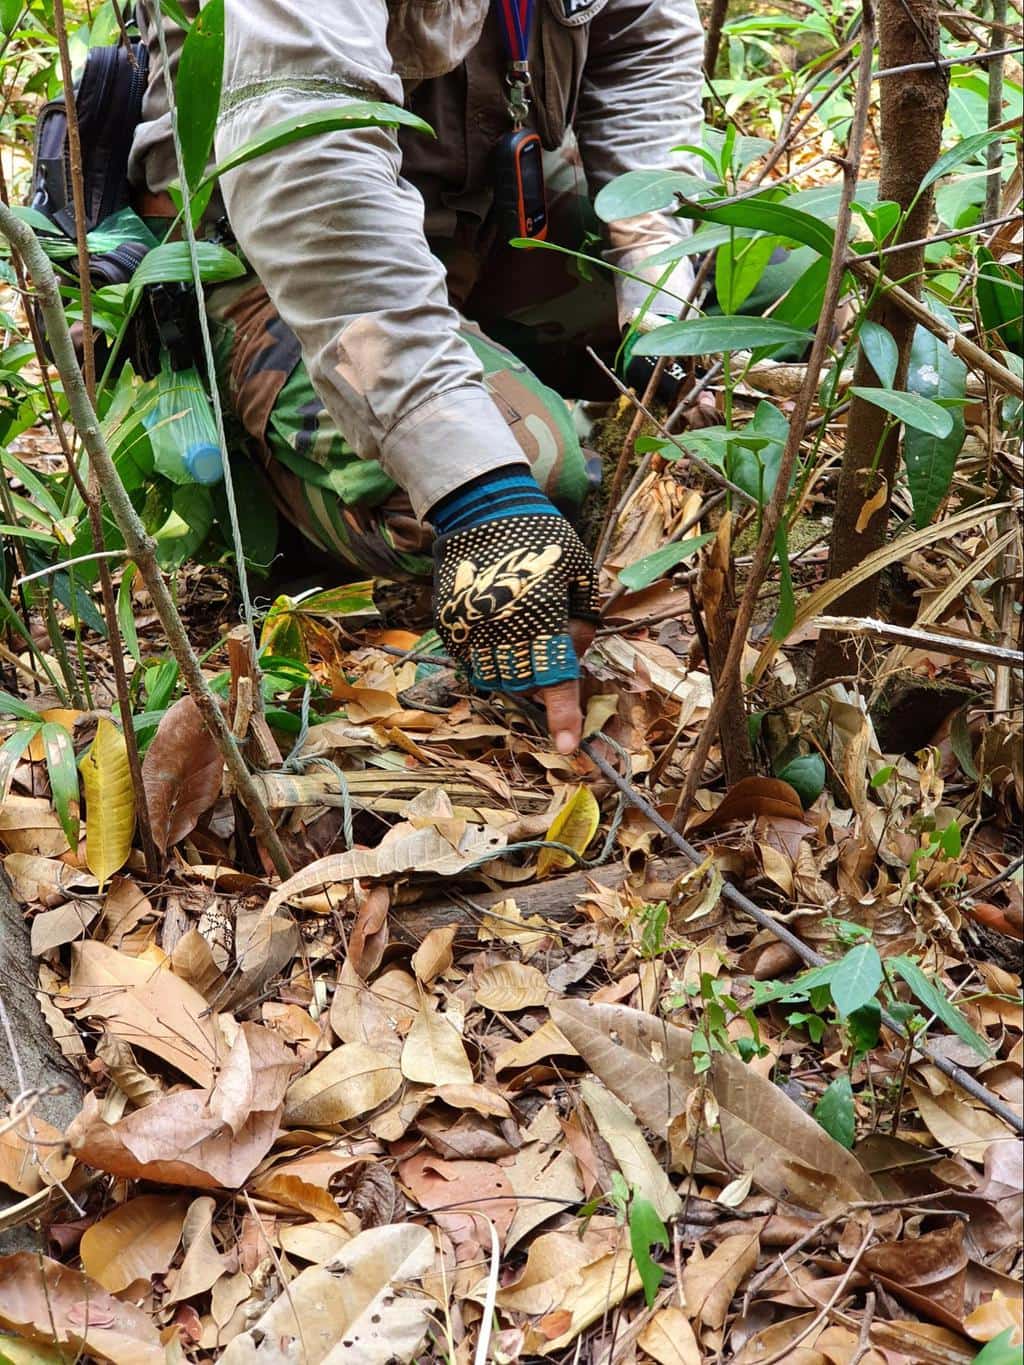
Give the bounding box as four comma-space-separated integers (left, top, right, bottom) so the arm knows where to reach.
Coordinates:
220, 1223, 435, 1365
537, 785, 600, 878
0, 1253, 165, 1365
141, 695, 223, 852
278, 1220, 358, 1265
68, 1023, 295, 1189
284, 1043, 403, 1127
552, 998, 878, 1213
963, 1291, 1024, 1344
79, 1194, 189, 1293
474, 960, 550, 1011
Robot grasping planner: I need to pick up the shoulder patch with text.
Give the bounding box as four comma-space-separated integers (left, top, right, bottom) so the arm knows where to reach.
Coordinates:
549, 0, 608, 25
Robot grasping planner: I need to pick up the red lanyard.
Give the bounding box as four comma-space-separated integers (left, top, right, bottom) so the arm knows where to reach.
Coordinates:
493, 0, 535, 125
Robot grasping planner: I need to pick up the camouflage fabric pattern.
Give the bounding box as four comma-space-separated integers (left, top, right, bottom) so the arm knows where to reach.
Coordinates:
206, 145, 614, 579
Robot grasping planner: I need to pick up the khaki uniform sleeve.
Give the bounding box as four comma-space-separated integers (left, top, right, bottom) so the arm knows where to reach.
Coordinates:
575, 0, 705, 326
216, 0, 526, 518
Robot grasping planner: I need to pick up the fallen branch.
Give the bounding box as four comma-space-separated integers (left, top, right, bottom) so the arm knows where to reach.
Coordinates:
0, 202, 295, 880
814, 614, 1024, 666
391, 853, 700, 941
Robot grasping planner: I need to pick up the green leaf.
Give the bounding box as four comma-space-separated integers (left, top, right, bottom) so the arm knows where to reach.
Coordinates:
117, 563, 142, 668
203, 103, 434, 187
859, 320, 898, 389
730, 400, 790, 504
751, 959, 840, 1006
0, 689, 44, 721
974, 1329, 1021, 1365
850, 387, 954, 438
903, 306, 968, 527
176, 0, 224, 191
618, 533, 714, 591
813, 1076, 855, 1149
772, 525, 796, 642
594, 170, 715, 222
41, 721, 80, 850
917, 129, 1007, 196
0, 0, 22, 36
846, 1000, 881, 1061
635, 315, 813, 358
155, 0, 194, 29
292, 582, 378, 618
891, 956, 992, 1058
976, 248, 1024, 353
673, 195, 837, 259
829, 943, 883, 1018
154, 485, 215, 570
628, 1198, 669, 1308
774, 753, 825, 807
128, 241, 245, 293
0, 726, 39, 803
715, 233, 781, 314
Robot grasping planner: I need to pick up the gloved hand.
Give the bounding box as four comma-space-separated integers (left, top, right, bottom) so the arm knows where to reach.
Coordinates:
430, 465, 599, 753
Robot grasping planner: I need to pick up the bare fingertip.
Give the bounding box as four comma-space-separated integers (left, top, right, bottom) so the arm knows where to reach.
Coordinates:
555, 729, 577, 755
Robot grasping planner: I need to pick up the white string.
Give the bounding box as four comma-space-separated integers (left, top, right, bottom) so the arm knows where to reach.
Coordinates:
150, 0, 255, 640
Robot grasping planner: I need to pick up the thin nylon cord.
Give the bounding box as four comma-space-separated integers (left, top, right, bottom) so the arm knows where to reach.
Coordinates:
151, 0, 255, 639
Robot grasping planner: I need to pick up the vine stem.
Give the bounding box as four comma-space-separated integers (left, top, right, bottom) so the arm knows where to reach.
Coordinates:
0, 201, 295, 881
671, 0, 879, 825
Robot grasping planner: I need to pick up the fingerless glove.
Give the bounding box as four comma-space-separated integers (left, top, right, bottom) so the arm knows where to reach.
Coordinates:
430, 466, 599, 693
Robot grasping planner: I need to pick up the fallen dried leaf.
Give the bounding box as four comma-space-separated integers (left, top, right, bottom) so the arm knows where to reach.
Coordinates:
141, 696, 223, 851
284, 1043, 402, 1127
401, 1002, 474, 1086
474, 960, 550, 1011
79, 1194, 189, 1293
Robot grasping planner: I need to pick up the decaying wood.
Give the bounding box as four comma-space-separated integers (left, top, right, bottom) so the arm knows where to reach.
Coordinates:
390, 853, 699, 942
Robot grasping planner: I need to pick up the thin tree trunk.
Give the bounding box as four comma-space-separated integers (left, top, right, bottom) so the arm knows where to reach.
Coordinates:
704, 0, 730, 80
813, 0, 948, 683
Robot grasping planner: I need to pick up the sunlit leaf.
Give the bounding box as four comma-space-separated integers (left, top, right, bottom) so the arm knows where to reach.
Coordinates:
80, 718, 135, 890
176, 0, 224, 191
635, 315, 812, 357
537, 785, 600, 877
618, 533, 714, 590
849, 386, 955, 437
41, 721, 79, 850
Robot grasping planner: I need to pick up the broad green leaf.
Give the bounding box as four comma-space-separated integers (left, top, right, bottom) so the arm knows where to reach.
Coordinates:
176, 0, 224, 191
903, 307, 967, 527
715, 232, 781, 314
751, 959, 840, 1005
293, 582, 378, 618
849, 387, 954, 438
128, 241, 245, 292
0, 688, 43, 721
154, 484, 215, 570
645, 223, 759, 269
974, 1330, 1021, 1365
593, 170, 714, 222
673, 196, 837, 259
891, 956, 992, 1058
813, 1076, 855, 1149
0, 0, 22, 36
0, 726, 38, 803
846, 1000, 881, 1061
730, 400, 790, 504
41, 721, 80, 850
859, 319, 898, 388
976, 248, 1024, 353
538, 786, 600, 877
635, 315, 812, 357
80, 718, 135, 890
775, 753, 825, 807
260, 594, 307, 663
917, 129, 1007, 196
628, 1198, 669, 1308
0, 449, 64, 518
618, 533, 714, 590
203, 103, 434, 187
829, 943, 883, 1018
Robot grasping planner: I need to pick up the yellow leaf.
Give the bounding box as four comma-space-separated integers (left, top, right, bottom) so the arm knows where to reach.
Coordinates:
401, 1003, 473, 1086
80, 718, 135, 890
963, 1291, 1024, 1345
284, 1043, 403, 1127
537, 785, 599, 878
638, 1307, 702, 1365
79, 1194, 189, 1292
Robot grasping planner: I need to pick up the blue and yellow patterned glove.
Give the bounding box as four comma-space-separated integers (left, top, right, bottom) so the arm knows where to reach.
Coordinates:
430, 465, 599, 749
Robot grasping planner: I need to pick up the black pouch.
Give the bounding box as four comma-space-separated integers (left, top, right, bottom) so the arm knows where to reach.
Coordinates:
30, 38, 150, 237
